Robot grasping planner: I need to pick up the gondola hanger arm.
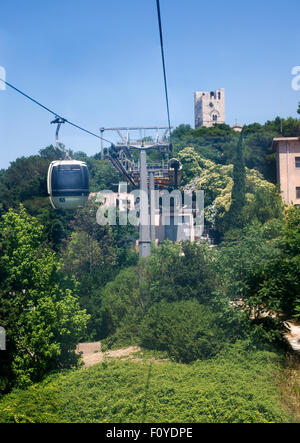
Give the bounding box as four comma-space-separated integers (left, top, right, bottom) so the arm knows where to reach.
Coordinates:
51, 117, 71, 159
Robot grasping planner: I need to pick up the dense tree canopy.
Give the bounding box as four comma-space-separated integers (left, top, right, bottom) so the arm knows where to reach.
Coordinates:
179, 146, 283, 239
0, 207, 89, 391
224, 133, 246, 231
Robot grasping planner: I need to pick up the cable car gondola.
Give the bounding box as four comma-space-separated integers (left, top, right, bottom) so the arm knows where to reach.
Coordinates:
47, 118, 90, 210
47, 159, 90, 210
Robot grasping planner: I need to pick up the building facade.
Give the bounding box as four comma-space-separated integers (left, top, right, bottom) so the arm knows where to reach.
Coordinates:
231, 123, 243, 132
194, 88, 225, 128
272, 137, 300, 205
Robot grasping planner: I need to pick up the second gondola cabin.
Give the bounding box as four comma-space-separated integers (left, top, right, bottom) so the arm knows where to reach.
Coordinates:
47, 160, 90, 209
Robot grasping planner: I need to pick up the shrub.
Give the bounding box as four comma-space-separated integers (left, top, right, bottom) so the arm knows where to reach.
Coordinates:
139, 300, 225, 363
0, 349, 289, 423
144, 242, 216, 306
99, 267, 143, 346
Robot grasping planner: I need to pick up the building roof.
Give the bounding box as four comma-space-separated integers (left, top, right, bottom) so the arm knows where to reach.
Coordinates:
272, 137, 300, 150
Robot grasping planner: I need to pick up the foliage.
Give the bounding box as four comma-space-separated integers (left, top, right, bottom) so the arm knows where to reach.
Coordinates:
214, 217, 299, 344
0, 206, 89, 391
172, 118, 300, 186
97, 242, 220, 352
224, 133, 246, 231
140, 300, 225, 362
258, 206, 300, 318
99, 267, 142, 346
242, 186, 283, 227
0, 344, 289, 423
180, 147, 282, 238
0, 119, 298, 404
61, 199, 138, 340
264, 117, 300, 137
99, 229, 296, 353
73, 153, 120, 193
0, 147, 124, 249
216, 222, 281, 307
143, 241, 216, 306
0, 155, 49, 211
171, 124, 224, 164
0, 149, 77, 249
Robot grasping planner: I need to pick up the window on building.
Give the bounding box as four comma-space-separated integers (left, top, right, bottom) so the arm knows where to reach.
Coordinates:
212, 115, 218, 121
295, 157, 300, 168
218, 92, 221, 100
210, 91, 215, 98
296, 187, 300, 199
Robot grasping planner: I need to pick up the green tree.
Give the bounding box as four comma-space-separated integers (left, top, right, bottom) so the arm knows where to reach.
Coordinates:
0, 206, 89, 391
259, 206, 300, 318
98, 242, 218, 349
39, 145, 65, 161
224, 133, 246, 233
140, 300, 225, 362
242, 186, 283, 226
62, 199, 138, 340
0, 150, 76, 249
179, 145, 280, 240
99, 267, 142, 346
216, 221, 282, 309
0, 156, 49, 211
215, 220, 288, 346
144, 241, 216, 306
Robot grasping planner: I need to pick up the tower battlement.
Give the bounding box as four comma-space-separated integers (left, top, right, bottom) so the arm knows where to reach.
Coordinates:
194, 88, 225, 128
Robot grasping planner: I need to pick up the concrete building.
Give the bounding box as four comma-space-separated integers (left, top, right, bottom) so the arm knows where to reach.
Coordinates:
272, 137, 300, 205
194, 88, 225, 128
155, 198, 199, 243
90, 186, 203, 243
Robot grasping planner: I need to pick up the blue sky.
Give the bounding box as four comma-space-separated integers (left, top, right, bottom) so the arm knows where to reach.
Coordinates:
0, 0, 299, 169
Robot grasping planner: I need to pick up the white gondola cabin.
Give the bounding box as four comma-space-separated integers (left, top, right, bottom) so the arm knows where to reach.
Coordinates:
47, 160, 90, 210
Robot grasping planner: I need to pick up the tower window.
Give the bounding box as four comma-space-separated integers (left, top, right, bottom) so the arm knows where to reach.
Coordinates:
218, 92, 221, 100
212, 115, 218, 121
295, 157, 300, 168
296, 187, 300, 199
210, 91, 215, 98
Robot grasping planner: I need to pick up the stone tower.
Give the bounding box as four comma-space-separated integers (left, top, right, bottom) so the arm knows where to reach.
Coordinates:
194, 88, 225, 128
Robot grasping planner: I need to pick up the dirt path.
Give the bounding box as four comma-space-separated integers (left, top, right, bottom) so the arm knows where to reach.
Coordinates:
76, 342, 142, 367
76, 321, 300, 368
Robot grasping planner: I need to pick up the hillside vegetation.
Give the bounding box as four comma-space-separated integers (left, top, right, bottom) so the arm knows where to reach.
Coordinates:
0, 118, 300, 423
0, 344, 290, 423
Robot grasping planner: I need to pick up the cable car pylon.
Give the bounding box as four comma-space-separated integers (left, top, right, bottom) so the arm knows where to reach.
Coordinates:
100, 127, 182, 258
